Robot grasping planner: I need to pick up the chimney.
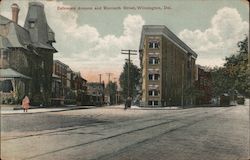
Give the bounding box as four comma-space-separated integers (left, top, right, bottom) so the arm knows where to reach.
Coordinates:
11, 3, 20, 24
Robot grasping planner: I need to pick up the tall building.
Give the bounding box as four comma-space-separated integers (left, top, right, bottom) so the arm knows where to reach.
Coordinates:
139, 25, 197, 107
0, 2, 56, 105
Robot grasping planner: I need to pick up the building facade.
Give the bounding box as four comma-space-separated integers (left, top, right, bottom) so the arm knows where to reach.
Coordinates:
52, 60, 88, 105
87, 82, 104, 106
139, 25, 197, 107
194, 65, 212, 105
0, 2, 56, 105
52, 60, 68, 104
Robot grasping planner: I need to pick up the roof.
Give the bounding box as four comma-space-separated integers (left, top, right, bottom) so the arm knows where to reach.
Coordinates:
139, 25, 198, 58
0, 35, 12, 49
0, 16, 31, 49
24, 2, 56, 51
0, 2, 57, 52
0, 15, 12, 25
0, 68, 31, 79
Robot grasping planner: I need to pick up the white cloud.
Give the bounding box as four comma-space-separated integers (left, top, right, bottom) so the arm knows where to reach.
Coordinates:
179, 7, 249, 67
1, 0, 145, 81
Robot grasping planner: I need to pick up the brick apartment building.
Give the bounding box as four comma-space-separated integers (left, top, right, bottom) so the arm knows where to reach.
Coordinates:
139, 25, 197, 107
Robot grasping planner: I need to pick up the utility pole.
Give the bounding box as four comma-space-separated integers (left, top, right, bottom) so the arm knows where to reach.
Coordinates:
121, 49, 137, 98
106, 72, 113, 83
106, 72, 113, 105
114, 77, 117, 104
181, 63, 184, 108
99, 74, 102, 84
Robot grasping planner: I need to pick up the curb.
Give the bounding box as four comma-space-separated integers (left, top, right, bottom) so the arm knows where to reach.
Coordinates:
1, 106, 97, 115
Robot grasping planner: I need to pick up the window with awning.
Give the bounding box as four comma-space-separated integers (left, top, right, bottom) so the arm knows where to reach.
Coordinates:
0, 80, 13, 92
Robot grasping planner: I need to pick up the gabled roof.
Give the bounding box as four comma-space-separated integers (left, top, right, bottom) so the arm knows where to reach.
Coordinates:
139, 25, 197, 58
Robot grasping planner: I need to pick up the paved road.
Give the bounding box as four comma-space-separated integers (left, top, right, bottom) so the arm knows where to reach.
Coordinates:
1, 105, 249, 160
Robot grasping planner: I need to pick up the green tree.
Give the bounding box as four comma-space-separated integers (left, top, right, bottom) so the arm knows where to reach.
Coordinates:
211, 37, 249, 98
119, 61, 140, 99
211, 67, 233, 97
224, 37, 249, 97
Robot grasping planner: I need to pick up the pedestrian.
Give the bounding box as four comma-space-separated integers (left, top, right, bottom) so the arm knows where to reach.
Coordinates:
124, 96, 132, 110
22, 96, 30, 112
127, 97, 132, 108
124, 98, 128, 110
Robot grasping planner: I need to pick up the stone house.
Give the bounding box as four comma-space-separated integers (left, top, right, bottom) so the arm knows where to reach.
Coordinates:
0, 2, 56, 105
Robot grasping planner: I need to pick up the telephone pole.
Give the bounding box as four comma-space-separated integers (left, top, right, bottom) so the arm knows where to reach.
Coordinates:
106, 72, 113, 105
121, 49, 137, 98
99, 74, 102, 84
106, 72, 113, 83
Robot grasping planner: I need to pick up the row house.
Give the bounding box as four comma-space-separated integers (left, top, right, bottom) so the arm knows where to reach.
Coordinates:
0, 2, 56, 105
87, 82, 105, 106
139, 25, 197, 107
52, 60, 87, 105
71, 71, 88, 105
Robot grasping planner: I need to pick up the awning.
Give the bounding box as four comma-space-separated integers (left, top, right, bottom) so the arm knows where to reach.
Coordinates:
0, 68, 31, 79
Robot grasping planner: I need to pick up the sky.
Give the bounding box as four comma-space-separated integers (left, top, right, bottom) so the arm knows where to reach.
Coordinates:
0, 0, 249, 83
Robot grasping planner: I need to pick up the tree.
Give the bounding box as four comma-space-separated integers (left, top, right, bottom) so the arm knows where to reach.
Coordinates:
224, 37, 249, 97
211, 37, 249, 98
119, 61, 140, 99
211, 67, 233, 96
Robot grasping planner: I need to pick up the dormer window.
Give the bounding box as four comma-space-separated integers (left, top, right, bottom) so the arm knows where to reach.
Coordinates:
29, 21, 35, 28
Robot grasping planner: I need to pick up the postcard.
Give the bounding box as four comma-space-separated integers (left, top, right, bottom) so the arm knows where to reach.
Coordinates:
0, 0, 249, 160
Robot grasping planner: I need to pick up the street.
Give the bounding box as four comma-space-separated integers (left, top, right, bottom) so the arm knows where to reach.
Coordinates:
1, 104, 249, 160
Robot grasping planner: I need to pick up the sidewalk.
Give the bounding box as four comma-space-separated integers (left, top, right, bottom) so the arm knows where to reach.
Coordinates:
105, 105, 181, 110
0, 105, 97, 115
1, 104, 182, 115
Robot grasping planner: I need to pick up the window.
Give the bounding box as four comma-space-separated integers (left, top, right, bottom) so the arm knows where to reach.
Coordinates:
0, 80, 13, 93
2, 51, 8, 59
148, 90, 159, 96
154, 74, 160, 80
148, 74, 160, 81
154, 101, 158, 106
29, 22, 35, 28
148, 100, 159, 106
148, 101, 153, 105
148, 41, 160, 49
148, 74, 153, 80
41, 61, 44, 69
149, 57, 159, 64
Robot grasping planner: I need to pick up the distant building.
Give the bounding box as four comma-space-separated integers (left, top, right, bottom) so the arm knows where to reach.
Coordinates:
52, 60, 68, 104
70, 71, 87, 105
52, 60, 88, 105
0, 2, 56, 105
139, 25, 197, 107
87, 82, 104, 105
194, 65, 212, 105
